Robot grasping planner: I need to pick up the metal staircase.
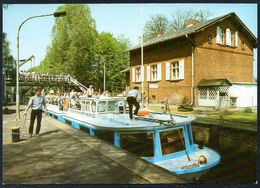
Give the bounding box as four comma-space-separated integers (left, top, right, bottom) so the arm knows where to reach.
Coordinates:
69, 77, 88, 93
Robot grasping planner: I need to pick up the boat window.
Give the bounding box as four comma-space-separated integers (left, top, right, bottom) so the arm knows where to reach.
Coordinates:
159, 128, 185, 155
107, 101, 116, 111
81, 101, 86, 111
120, 132, 154, 157
85, 101, 91, 111
97, 101, 106, 112
92, 101, 96, 112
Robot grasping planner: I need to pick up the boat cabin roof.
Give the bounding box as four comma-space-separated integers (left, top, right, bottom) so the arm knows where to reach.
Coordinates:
78, 97, 125, 114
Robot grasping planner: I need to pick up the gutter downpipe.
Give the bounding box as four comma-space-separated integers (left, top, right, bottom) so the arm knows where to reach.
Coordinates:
185, 34, 195, 106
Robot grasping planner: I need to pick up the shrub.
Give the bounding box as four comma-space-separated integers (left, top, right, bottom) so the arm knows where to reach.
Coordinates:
177, 96, 193, 112
243, 107, 253, 113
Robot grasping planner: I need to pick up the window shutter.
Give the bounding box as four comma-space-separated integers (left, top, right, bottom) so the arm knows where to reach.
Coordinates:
132, 67, 135, 83
157, 63, 161, 81
141, 66, 144, 82
147, 65, 150, 81
226, 28, 231, 46
179, 59, 184, 80
216, 26, 221, 44
235, 31, 238, 47
166, 62, 170, 80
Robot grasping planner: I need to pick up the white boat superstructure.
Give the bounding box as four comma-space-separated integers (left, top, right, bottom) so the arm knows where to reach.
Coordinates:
46, 96, 221, 180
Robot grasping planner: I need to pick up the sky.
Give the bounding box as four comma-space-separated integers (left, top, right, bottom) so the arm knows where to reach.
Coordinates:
3, 3, 258, 78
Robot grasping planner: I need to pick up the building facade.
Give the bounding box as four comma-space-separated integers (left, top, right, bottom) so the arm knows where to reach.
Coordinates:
127, 12, 257, 108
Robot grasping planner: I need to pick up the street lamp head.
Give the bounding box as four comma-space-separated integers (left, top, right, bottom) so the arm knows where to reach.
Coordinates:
53, 11, 67, 17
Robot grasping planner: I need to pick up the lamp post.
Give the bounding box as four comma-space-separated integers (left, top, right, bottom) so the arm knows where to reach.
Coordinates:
104, 61, 106, 92
16, 11, 66, 120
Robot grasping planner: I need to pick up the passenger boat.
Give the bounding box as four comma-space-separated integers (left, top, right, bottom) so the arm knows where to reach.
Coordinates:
46, 96, 221, 180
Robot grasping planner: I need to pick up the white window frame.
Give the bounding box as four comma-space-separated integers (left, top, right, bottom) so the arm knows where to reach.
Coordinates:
132, 66, 144, 83
148, 63, 161, 82
136, 67, 142, 82
166, 59, 184, 81
151, 65, 158, 81
226, 28, 238, 47
216, 26, 225, 45
172, 62, 179, 80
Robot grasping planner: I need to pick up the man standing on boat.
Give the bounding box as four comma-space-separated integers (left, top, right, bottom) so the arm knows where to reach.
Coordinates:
24, 87, 48, 138
87, 85, 94, 97
126, 86, 141, 120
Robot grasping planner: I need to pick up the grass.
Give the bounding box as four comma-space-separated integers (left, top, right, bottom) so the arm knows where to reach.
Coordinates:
147, 105, 257, 124
207, 111, 257, 124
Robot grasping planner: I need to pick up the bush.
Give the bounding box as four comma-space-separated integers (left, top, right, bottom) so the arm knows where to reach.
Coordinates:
177, 96, 193, 112
243, 107, 253, 113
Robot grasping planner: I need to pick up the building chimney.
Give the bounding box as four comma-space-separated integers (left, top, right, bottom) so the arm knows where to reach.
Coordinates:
156, 30, 163, 37
186, 19, 200, 27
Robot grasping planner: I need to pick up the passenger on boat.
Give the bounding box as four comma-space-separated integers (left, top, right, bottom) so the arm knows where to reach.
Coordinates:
126, 86, 141, 120
87, 85, 94, 97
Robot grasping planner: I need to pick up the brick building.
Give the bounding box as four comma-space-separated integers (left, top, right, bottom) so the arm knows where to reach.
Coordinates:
126, 12, 257, 108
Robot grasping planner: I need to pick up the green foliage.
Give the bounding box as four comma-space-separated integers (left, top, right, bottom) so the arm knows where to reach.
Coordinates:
32, 4, 130, 93
3, 33, 16, 77
143, 9, 213, 41
143, 14, 170, 42
208, 111, 256, 124
243, 107, 253, 113
177, 96, 193, 112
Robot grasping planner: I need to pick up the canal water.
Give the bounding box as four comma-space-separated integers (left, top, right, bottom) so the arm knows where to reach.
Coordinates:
193, 123, 257, 184
89, 122, 257, 184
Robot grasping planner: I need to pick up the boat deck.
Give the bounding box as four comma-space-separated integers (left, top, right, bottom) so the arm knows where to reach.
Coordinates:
3, 105, 189, 184
154, 145, 221, 174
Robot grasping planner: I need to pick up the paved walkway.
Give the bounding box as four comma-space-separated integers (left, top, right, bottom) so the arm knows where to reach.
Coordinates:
2, 105, 189, 184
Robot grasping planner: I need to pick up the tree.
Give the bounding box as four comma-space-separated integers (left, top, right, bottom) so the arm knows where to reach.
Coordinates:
170, 9, 213, 31
35, 4, 130, 93
142, 9, 213, 41
2, 33, 16, 79
37, 4, 98, 87
93, 32, 130, 92
143, 14, 170, 42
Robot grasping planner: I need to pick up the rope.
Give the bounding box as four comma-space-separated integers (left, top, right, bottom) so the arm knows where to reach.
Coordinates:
10, 113, 29, 137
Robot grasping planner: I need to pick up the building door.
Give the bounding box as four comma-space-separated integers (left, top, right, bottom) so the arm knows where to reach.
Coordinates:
219, 92, 229, 108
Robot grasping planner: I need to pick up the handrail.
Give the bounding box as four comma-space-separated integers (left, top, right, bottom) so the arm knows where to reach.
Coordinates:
70, 77, 88, 93
15, 73, 88, 93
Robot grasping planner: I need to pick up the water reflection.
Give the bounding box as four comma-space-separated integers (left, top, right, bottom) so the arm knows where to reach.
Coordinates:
193, 124, 257, 183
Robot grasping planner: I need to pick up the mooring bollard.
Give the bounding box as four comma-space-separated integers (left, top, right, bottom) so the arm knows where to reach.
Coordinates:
10, 126, 21, 142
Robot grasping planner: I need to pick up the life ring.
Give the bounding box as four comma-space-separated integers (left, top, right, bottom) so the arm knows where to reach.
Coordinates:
137, 109, 150, 116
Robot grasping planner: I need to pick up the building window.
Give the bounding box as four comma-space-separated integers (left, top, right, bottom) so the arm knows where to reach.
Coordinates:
132, 67, 143, 83
172, 62, 179, 80
166, 59, 184, 81
219, 27, 238, 47
230, 31, 235, 46
147, 63, 161, 82
136, 67, 141, 82
216, 26, 225, 45
151, 65, 158, 81
208, 35, 212, 44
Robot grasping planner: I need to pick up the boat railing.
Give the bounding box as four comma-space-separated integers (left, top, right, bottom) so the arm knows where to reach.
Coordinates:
70, 108, 96, 118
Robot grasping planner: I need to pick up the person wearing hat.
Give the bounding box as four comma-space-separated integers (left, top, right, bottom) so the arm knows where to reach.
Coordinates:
126, 86, 141, 120
25, 87, 48, 138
